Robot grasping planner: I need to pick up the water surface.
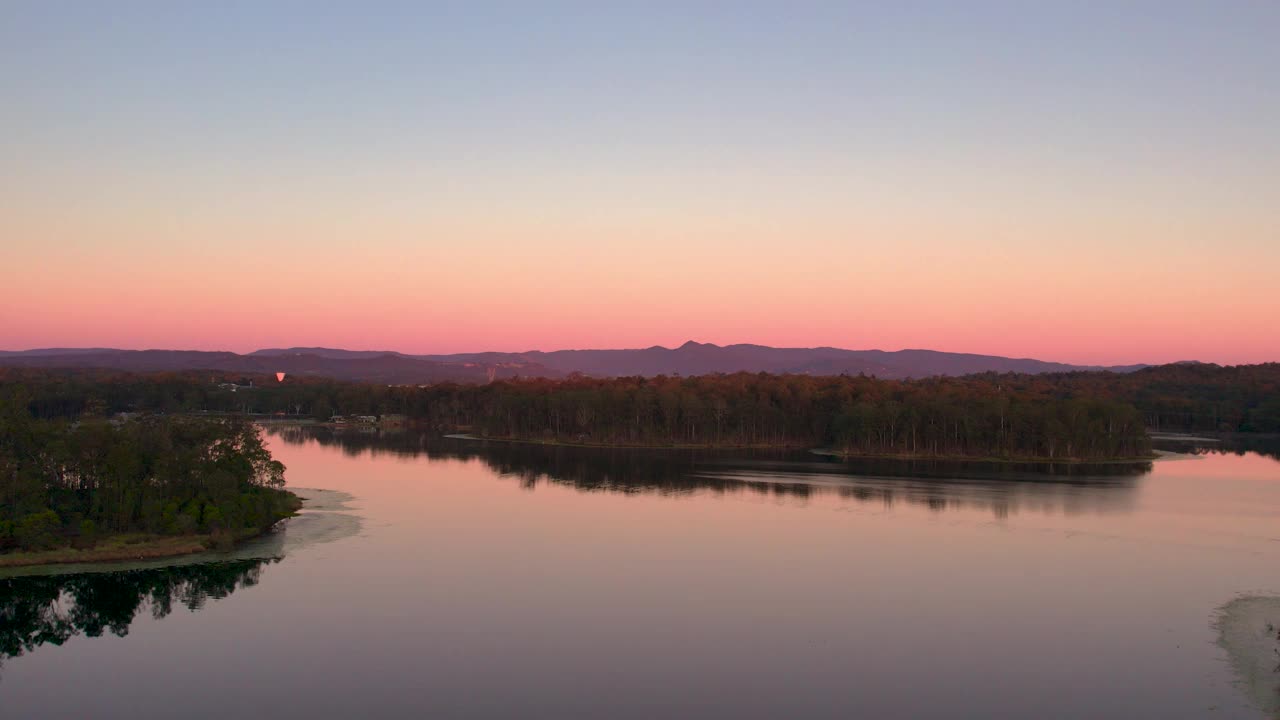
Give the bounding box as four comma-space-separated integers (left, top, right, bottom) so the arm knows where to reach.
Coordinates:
3, 430, 1278, 718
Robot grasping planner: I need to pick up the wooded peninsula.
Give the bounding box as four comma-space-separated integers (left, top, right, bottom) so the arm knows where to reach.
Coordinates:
0, 387, 298, 564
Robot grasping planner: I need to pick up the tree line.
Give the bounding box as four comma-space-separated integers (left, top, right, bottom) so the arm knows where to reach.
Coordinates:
6, 362, 1276, 436
1, 368, 1159, 461
1029, 363, 1280, 433
387, 374, 1151, 460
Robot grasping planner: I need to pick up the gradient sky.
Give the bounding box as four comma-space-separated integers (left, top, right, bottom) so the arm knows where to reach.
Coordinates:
2, 1, 1277, 364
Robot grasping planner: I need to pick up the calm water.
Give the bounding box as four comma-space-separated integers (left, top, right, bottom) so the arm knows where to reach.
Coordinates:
3, 430, 1279, 719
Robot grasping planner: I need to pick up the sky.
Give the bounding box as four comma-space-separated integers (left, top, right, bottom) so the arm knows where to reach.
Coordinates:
2, 1, 1277, 365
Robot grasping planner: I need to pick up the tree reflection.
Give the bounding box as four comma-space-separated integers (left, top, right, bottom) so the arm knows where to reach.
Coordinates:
269, 427, 1150, 516
0, 558, 274, 673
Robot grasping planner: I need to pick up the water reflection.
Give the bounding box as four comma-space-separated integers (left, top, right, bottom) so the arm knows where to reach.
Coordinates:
268, 426, 1149, 518
0, 559, 274, 674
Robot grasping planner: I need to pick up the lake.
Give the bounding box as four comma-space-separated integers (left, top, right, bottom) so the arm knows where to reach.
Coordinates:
3, 429, 1279, 719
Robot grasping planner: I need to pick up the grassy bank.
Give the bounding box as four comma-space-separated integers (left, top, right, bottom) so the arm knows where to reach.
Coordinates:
0, 491, 302, 569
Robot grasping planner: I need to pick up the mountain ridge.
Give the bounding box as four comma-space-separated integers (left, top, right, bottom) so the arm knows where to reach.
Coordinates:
0, 341, 1151, 384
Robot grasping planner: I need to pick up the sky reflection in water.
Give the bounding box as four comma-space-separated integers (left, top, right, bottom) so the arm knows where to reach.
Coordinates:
1, 429, 1277, 719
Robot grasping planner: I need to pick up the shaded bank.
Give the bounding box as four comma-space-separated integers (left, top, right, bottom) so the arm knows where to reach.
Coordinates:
1, 530, 249, 569
443, 432, 1157, 462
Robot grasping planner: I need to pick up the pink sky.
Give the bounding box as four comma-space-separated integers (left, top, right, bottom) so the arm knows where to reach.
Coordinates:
3, 203, 1276, 365
3, 194, 1276, 365
4, 182, 1278, 365
4, 5, 1278, 366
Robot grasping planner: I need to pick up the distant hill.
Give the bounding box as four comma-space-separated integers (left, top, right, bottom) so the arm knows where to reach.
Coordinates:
0, 349, 559, 384
413, 341, 1146, 379
0, 348, 124, 357
0, 341, 1148, 383
248, 347, 406, 360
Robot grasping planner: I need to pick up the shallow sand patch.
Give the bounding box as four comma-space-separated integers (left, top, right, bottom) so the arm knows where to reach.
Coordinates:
1150, 432, 1222, 443
1152, 448, 1204, 461
1215, 595, 1280, 716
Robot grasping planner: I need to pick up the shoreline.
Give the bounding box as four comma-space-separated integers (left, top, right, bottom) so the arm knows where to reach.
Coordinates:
1149, 432, 1221, 443
443, 434, 1155, 463
0, 491, 302, 570
811, 448, 1156, 464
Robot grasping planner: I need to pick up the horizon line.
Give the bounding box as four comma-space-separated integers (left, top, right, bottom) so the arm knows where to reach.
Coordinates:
0, 339, 1215, 368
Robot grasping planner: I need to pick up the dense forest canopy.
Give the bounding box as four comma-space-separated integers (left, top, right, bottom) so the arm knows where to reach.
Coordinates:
1037, 362, 1280, 433
4, 363, 1275, 435
395, 373, 1151, 460
0, 386, 292, 554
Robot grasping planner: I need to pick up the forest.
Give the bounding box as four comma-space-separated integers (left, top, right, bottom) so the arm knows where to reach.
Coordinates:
5, 363, 1276, 437
385, 373, 1151, 460
1, 368, 1166, 461
1030, 362, 1280, 433
0, 385, 295, 555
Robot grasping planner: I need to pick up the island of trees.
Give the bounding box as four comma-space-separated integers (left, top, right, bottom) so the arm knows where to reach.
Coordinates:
0, 386, 297, 563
